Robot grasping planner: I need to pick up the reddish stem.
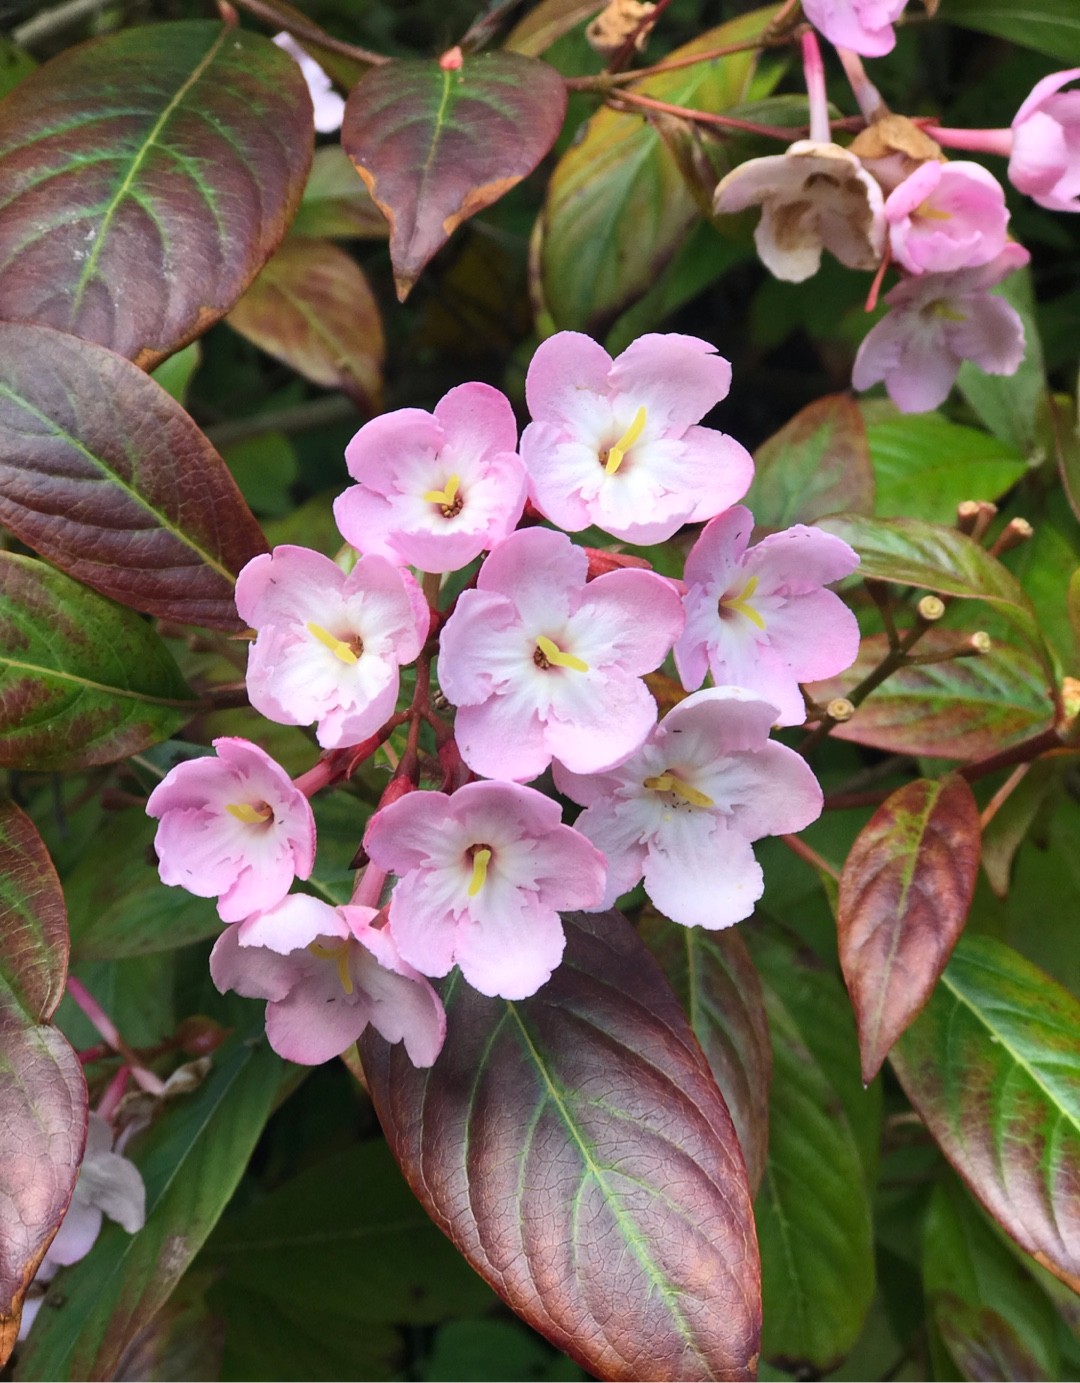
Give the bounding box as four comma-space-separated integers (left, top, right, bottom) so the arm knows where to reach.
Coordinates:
66, 978, 166, 1095
921, 125, 1013, 157
782, 832, 840, 881
610, 86, 810, 140
801, 29, 830, 144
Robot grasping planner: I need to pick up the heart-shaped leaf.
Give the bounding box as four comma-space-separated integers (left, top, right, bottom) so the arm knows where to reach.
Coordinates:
749, 394, 874, 528
227, 238, 384, 409
0, 323, 267, 630
360, 911, 762, 1382
343, 51, 567, 300
806, 631, 1055, 760
0, 20, 312, 368
838, 775, 981, 1083
891, 935, 1080, 1293
0, 553, 197, 771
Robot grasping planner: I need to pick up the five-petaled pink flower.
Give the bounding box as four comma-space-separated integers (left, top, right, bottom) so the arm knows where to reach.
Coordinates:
364, 781, 607, 999
334, 383, 527, 574
852, 243, 1030, 413
1010, 68, 1080, 212
236, 545, 429, 749
885, 160, 1009, 275
802, 0, 908, 56
674, 506, 860, 727
211, 894, 446, 1066
146, 738, 316, 923
438, 526, 684, 781
520, 331, 753, 544
555, 689, 824, 929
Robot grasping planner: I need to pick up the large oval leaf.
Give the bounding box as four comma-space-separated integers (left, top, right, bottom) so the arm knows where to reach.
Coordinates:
838, 776, 981, 1083
0, 803, 68, 1023
0, 21, 312, 368
360, 911, 762, 1382
749, 394, 874, 529
0, 553, 197, 771
891, 936, 1080, 1293
227, 238, 384, 409
0, 323, 267, 629
343, 52, 567, 301
939, 0, 1080, 62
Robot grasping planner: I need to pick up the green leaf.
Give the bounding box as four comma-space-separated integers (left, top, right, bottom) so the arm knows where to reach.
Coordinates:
891, 936, 1080, 1293
151, 341, 201, 406
750, 394, 875, 528
422, 1319, 583, 1381
956, 267, 1047, 458
0, 37, 35, 100
290, 146, 389, 241
0, 554, 196, 771
939, 0, 1080, 66
18, 1028, 284, 1380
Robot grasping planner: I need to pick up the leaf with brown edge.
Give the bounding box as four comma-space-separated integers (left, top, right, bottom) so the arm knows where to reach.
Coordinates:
343, 52, 567, 301
748, 395, 874, 529
0, 21, 312, 369
227, 238, 384, 410
641, 913, 771, 1195
0, 323, 267, 630
360, 911, 761, 1382
891, 935, 1080, 1293
838, 775, 980, 1084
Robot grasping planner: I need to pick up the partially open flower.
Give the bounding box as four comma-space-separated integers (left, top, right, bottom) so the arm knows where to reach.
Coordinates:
802, 0, 908, 57
1010, 68, 1080, 212
885, 160, 1009, 274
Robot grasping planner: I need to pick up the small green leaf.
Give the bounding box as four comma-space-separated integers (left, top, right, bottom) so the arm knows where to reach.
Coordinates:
750, 394, 874, 528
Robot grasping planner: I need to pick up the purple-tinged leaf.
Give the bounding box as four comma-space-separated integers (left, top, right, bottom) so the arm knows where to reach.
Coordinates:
642, 914, 771, 1195
360, 911, 761, 1382
0, 21, 312, 369
227, 238, 384, 409
0, 803, 68, 1023
0, 324, 267, 630
891, 936, 1080, 1293
838, 776, 980, 1083
343, 52, 567, 300
749, 395, 874, 529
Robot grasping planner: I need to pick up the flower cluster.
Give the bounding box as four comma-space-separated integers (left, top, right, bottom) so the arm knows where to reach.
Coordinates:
147, 331, 858, 1069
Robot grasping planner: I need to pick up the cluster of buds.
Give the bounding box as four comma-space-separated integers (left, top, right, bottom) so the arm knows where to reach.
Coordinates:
145, 331, 861, 1069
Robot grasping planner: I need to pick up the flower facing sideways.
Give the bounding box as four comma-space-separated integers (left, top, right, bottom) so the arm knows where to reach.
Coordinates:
884, 160, 1009, 275
364, 780, 607, 1000
801, 0, 908, 57
555, 689, 824, 930
146, 738, 316, 923
211, 894, 446, 1067
1009, 68, 1080, 212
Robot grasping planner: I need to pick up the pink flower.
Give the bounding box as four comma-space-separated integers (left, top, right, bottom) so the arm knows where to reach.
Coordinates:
438, 527, 684, 781
272, 32, 345, 134
364, 781, 607, 999
520, 332, 753, 544
1010, 68, 1080, 212
802, 0, 907, 55
334, 383, 527, 574
236, 545, 428, 749
674, 507, 860, 726
212, 894, 445, 1067
885, 161, 1009, 275
146, 738, 316, 923
852, 243, 1030, 413
555, 689, 823, 929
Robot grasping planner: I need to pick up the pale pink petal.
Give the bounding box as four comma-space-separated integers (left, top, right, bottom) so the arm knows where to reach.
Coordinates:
756, 587, 861, 683
945, 294, 1027, 374
454, 890, 567, 999
802, 0, 901, 56
683, 505, 754, 587
681, 428, 756, 523
659, 687, 781, 753
528, 821, 608, 911
572, 568, 684, 674
365, 791, 459, 874
46, 1200, 104, 1266
607, 332, 733, 433
1010, 110, 1071, 198
433, 381, 520, 458
544, 670, 657, 774
453, 692, 551, 782
235, 546, 344, 628
747, 525, 860, 591
645, 814, 765, 929
521, 424, 610, 533
717, 741, 825, 839
343, 408, 443, 493
350, 928, 446, 1067
570, 799, 651, 907
265, 968, 369, 1065
384, 871, 462, 978
235, 893, 347, 953
1014, 67, 1080, 129
210, 925, 297, 1002
332, 484, 401, 563
476, 526, 588, 629
525, 331, 615, 434
436, 589, 523, 706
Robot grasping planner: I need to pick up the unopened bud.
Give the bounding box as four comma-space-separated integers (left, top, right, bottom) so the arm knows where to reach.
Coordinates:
956, 500, 997, 541
990, 517, 1034, 557
175, 1016, 229, 1058
827, 697, 855, 723
378, 776, 415, 811
584, 546, 653, 580
917, 595, 946, 622
439, 45, 464, 71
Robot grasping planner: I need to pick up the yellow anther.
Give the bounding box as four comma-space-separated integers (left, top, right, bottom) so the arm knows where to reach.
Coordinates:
917, 203, 953, 221
308, 941, 354, 995
643, 774, 715, 809
930, 301, 967, 322
468, 847, 492, 898
604, 405, 647, 475
535, 634, 589, 673
307, 621, 360, 665
225, 802, 273, 824
423, 473, 461, 506
719, 575, 766, 631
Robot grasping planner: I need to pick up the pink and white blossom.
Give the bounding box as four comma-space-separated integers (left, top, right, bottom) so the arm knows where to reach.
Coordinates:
520, 332, 752, 544
885, 160, 1009, 275
364, 781, 607, 999
236, 545, 428, 749
852, 243, 1031, 413
438, 526, 684, 781
555, 689, 824, 929
212, 894, 445, 1067
675, 506, 860, 727
802, 0, 907, 56
334, 383, 527, 574
1010, 68, 1080, 212
272, 32, 345, 134
146, 738, 316, 923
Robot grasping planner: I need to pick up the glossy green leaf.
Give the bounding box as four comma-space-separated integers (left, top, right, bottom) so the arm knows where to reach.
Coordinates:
891, 936, 1080, 1293
18, 1028, 283, 1380
505, 0, 605, 55
939, 0, 1080, 69
0, 554, 196, 772
361, 911, 762, 1382
150, 342, 201, 407
343, 52, 567, 299
749, 394, 874, 528
0, 21, 312, 369
290, 146, 388, 240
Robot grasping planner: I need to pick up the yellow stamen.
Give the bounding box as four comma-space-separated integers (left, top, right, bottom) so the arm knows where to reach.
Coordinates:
423, 472, 461, 506
468, 847, 492, 897
225, 802, 273, 824
720, 575, 766, 631
307, 621, 360, 665
535, 634, 589, 673
917, 204, 953, 221
604, 405, 647, 475
643, 774, 715, 808
930, 301, 967, 323
308, 941, 354, 995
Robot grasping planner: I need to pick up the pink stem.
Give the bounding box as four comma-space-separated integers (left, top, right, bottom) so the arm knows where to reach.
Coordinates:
293, 757, 338, 798
95, 1067, 131, 1122
922, 124, 1013, 157
66, 977, 167, 1095
835, 46, 886, 123
802, 30, 831, 144
351, 863, 389, 910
